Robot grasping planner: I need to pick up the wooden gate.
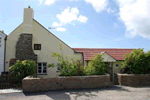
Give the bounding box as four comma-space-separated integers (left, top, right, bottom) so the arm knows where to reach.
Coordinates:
0, 72, 13, 89
114, 73, 119, 85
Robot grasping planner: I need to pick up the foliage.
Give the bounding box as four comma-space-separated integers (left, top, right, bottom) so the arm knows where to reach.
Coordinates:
120, 49, 150, 74
84, 54, 108, 75
48, 43, 108, 76
9, 60, 37, 84
48, 43, 86, 76
48, 52, 85, 76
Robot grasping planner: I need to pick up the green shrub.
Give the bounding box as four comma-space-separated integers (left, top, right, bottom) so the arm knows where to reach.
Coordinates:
9, 60, 37, 84
48, 52, 85, 76
85, 54, 108, 75
120, 49, 150, 74
48, 43, 108, 76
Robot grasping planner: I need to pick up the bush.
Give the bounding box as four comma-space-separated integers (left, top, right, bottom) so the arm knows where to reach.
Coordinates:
9, 60, 37, 84
85, 54, 108, 75
48, 52, 85, 76
48, 43, 108, 76
120, 49, 150, 74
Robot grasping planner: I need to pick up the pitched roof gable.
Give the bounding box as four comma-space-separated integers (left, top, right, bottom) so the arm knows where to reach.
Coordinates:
33, 19, 76, 53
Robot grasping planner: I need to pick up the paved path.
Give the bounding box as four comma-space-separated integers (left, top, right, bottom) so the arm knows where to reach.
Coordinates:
0, 85, 150, 100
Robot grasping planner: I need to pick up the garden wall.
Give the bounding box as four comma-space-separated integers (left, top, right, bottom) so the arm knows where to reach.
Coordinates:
117, 74, 150, 86
22, 74, 111, 92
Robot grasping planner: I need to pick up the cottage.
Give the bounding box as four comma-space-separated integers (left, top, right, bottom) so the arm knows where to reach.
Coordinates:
5, 7, 133, 83
5, 6, 83, 78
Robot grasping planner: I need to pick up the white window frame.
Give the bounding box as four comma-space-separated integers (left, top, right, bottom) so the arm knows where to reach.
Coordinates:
37, 62, 47, 75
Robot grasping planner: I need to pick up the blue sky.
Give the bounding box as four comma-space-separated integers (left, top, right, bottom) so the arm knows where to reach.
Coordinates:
0, 0, 150, 51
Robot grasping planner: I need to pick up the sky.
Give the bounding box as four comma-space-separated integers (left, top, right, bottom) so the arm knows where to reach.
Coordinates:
0, 0, 150, 52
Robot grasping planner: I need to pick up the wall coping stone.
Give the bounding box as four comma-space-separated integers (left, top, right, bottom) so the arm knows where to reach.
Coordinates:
23, 74, 110, 80
117, 73, 150, 76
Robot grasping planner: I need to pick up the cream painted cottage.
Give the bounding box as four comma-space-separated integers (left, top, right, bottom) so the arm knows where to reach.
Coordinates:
5, 7, 83, 78
5, 7, 133, 83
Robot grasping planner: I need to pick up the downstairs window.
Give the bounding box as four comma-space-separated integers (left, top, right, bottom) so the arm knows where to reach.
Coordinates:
37, 63, 47, 75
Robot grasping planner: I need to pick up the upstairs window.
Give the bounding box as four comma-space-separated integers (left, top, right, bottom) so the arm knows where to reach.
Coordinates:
34, 44, 41, 50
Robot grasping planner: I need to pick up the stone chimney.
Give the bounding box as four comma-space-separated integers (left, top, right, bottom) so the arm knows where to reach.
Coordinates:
14, 6, 37, 62
22, 6, 34, 34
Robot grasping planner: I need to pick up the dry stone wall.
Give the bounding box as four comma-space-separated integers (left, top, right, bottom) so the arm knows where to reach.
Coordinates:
117, 74, 150, 86
22, 75, 111, 92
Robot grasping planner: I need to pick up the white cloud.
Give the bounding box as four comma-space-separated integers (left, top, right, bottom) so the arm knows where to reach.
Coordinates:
51, 7, 88, 31
107, 8, 116, 13
52, 22, 62, 27
56, 7, 79, 24
56, 7, 88, 24
117, 0, 150, 39
78, 15, 88, 23
56, 27, 66, 32
85, 0, 108, 12
45, 0, 54, 5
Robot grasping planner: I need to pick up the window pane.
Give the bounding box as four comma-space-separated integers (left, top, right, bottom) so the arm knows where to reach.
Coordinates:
35, 45, 37, 50
38, 67, 41, 69
57, 66, 60, 70
43, 67, 46, 70
61, 65, 64, 69
38, 70, 41, 73
57, 63, 60, 70
38, 63, 41, 66
43, 63, 46, 66
43, 70, 46, 73
38, 45, 41, 50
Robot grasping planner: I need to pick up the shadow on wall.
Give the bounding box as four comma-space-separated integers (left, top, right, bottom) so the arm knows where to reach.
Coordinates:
24, 86, 131, 100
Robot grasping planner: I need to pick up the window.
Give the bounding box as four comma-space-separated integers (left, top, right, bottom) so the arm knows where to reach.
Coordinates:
34, 44, 41, 50
116, 64, 119, 67
57, 63, 64, 71
37, 63, 47, 74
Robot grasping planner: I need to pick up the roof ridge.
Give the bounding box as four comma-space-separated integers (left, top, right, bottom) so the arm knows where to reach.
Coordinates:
72, 48, 134, 50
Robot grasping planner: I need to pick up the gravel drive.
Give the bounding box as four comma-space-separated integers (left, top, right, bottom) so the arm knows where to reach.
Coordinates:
0, 85, 150, 100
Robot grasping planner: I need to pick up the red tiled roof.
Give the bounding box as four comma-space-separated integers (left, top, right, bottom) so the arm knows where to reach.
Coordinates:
72, 48, 133, 61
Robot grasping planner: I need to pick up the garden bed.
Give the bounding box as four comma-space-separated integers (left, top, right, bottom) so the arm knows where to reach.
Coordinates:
117, 73, 150, 86
22, 74, 111, 92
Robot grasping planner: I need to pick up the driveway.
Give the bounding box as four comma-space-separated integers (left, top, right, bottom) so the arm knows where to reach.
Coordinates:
0, 85, 150, 100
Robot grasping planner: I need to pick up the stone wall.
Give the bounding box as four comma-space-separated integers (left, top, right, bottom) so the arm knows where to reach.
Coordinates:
15, 33, 37, 62
117, 74, 150, 86
22, 75, 111, 92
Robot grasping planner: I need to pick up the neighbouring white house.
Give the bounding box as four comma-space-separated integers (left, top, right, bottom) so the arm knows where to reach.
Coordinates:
5, 7, 133, 83
0, 30, 7, 75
